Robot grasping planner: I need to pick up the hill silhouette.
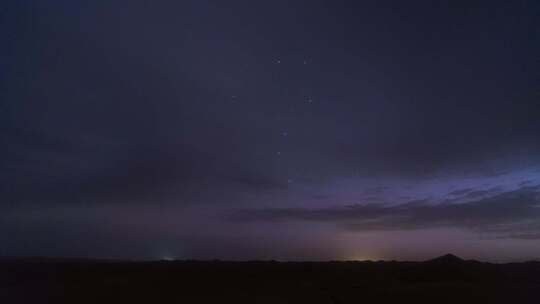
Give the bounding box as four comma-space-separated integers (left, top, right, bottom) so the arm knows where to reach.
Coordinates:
1, 255, 539, 303
428, 253, 465, 263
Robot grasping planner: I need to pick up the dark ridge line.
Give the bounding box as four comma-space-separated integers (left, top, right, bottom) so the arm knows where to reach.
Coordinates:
0, 254, 539, 265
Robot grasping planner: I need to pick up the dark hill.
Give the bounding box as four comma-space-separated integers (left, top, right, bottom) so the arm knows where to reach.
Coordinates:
1, 256, 539, 303
428, 253, 465, 263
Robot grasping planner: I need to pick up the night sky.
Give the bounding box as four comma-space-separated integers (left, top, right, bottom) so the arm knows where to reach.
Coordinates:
2, 0, 540, 261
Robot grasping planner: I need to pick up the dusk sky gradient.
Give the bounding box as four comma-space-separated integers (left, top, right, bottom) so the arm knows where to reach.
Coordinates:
2, 0, 540, 261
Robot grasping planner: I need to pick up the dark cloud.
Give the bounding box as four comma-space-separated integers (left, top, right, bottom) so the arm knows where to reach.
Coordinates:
519, 180, 534, 186
448, 188, 474, 196
495, 233, 540, 240
462, 186, 504, 199
362, 187, 388, 195
484, 170, 511, 178
232, 186, 540, 238
312, 194, 331, 200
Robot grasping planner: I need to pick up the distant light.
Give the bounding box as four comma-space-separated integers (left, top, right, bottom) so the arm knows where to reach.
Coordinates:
344, 254, 375, 261
160, 256, 175, 261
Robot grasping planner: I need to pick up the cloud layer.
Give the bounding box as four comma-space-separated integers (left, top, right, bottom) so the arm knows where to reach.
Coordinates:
232, 185, 540, 239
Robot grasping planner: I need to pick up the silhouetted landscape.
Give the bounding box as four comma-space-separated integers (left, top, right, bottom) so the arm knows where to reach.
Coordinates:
2, 254, 539, 303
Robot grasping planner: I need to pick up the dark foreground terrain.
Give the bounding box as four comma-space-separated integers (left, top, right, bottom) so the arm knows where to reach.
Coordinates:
1, 254, 539, 303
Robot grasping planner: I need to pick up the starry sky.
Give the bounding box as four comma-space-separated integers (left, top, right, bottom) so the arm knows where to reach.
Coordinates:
2, 0, 540, 261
